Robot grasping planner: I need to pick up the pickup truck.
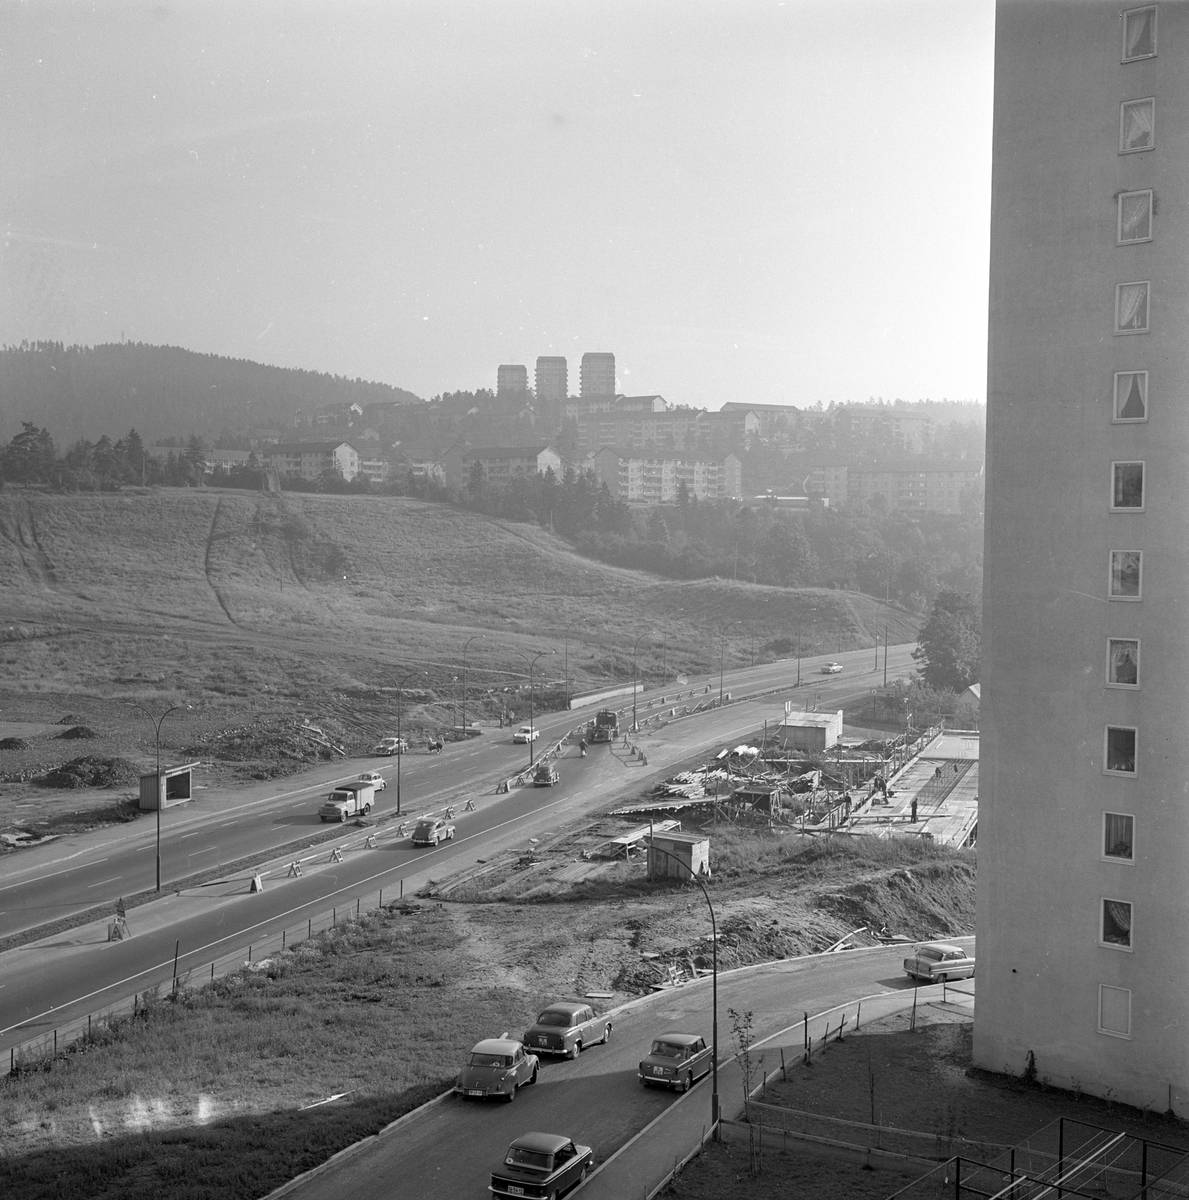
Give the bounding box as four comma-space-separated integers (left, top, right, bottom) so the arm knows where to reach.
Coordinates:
319, 781, 376, 822
522, 1001, 612, 1059
533, 762, 560, 787
903, 942, 976, 983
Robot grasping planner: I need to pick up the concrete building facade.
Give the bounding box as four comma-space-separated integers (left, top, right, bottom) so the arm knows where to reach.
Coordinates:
263, 441, 361, 482
497, 364, 528, 396
580, 351, 616, 398
977, 0, 1186, 1114
589, 447, 742, 505
535, 356, 568, 405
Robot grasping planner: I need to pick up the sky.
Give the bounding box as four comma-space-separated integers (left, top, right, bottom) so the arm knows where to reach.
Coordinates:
1, 0, 995, 409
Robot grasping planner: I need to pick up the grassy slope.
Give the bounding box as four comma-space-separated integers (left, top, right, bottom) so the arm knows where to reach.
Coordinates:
0, 490, 918, 710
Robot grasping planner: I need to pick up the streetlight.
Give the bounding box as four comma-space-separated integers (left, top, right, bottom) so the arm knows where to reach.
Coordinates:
461, 634, 484, 733
563, 619, 586, 710
660, 607, 682, 687
716, 620, 740, 707
632, 631, 653, 732
396, 669, 426, 816
132, 702, 184, 893
646, 839, 720, 1133
514, 650, 553, 767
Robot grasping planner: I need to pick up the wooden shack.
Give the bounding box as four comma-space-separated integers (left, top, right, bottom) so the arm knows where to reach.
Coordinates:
138, 762, 200, 811
647, 830, 711, 881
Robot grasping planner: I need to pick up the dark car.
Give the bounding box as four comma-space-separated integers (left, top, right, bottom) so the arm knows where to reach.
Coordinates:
638, 1031, 713, 1091
522, 1001, 612, 1060
454, 1038, 539, 1102
490, 1131, 593, 1199
411, 817, 455, 847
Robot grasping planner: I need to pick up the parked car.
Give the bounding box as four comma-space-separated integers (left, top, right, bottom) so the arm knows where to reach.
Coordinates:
373, 736, 408, 756
638, 1031, 713, 1091
533, 761, 559, 787
821, 662, 844, 674
522, 1001, 612, 1059
903, 942, 976, 983
513, 725, 540, 743
454, 1038, 538, 1102
490, 1132, 593, 1200
356, 770, 386, 791
411, 817, 456, 846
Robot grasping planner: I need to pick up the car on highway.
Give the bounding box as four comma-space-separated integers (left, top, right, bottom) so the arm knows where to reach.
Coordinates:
490, 1132, 593, 1199
454, 1037, 539, 1102
903, 942, 976, 983
522, 1001, 612, 1059
533, 761, 559, 787
638, 1031, 713, 1091
821, 662, 844, 674
356, 770, 386, 791
411, 816, 456, 846
512, 724, 540, 743
373, 736, 408, 756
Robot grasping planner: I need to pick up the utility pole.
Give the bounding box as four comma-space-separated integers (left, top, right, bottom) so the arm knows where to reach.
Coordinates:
883, 625, 888, 687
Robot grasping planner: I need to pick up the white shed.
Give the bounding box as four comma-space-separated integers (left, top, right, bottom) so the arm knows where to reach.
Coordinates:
777, 710, 843, 752
647, 831, 711, 881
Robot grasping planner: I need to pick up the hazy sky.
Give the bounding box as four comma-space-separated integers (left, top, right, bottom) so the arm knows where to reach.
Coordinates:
1, 0, 995, 408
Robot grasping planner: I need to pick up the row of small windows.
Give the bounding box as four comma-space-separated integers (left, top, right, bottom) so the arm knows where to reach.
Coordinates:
1095, 5, 1152, 1048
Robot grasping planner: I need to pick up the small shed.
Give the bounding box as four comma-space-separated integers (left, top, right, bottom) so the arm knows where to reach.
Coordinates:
647, 830, 711, 881
731, 781, 786, 814
139, 762, 200, 811
777, 709, 843, 752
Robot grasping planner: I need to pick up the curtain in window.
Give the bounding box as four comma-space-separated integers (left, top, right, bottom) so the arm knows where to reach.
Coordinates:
1105, 813, 1133, 858
1123, 101, 1154, 150
1110, 640, 1138, 684
1120, 193, 1150, 240
1118, 374, 1146, 419
1105, 900, 1132, 933
1117, 283, 1148, 330
1126, 12, 1154, 59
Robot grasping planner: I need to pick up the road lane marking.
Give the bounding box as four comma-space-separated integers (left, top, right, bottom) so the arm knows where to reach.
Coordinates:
0, 858, 108, 894
179, 831, 204, 839
87, 876, 123, 889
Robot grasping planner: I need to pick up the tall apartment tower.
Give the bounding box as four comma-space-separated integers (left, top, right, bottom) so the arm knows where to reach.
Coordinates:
977, 1, 1185, 1114
535, 356, 568, 404
497, 364, 528, 397
580, 352, 616, 398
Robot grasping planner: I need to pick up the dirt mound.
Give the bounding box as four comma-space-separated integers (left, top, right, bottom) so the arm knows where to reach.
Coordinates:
58, 725, 97, 740
38, 756, 139, 789
0, 737, 30, 750
814, 861, 977, 939
56, 714, 83, 725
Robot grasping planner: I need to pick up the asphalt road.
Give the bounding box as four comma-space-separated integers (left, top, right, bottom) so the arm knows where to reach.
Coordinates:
0, 644, 917, 1049
276, 944, 940, 1200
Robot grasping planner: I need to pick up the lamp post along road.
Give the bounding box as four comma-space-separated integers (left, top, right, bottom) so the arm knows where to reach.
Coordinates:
461, 634, 484, 734
631, 631, 653, 732
717, 620, 739, 707
563, 618, 585, 710
132, 703, 183, 893
396, 669, 426, 816
516, 650, 553, 768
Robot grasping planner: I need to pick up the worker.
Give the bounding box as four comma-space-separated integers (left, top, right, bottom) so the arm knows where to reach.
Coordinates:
911, 797, 918, 823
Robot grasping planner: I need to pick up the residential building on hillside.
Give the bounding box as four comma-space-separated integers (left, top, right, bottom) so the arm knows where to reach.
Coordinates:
565, 393, 666, 421
580, 351, 616, 397
589, 447, 742, 504
535, 356, 568, 405
263, 441, 361, 482
720, 401, 799, 442
831, 406, 934, 453
497, 364, 528, 396
804, 461, 982, 514
574, 405, 709, 454
444, 443, 562, 488
977, 0, 1184, 1115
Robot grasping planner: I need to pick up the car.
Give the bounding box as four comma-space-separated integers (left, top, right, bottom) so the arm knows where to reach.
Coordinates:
821, 662, 844, 674
373, 736, 408, 756
638, 1031, 713, 1091
522, 1001, 612, 1060
411, 816, 456, 846
903, 942, 976, 983
356, 770, 386, 791
490, 1132, 593, 1200
533, 762, 559, 787
454, 1037, 539, 1102
512, 725, 540, 744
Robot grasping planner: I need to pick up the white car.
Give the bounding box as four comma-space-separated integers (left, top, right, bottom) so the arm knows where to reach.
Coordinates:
373, 737, 408, 756
821, 662, 844, 674
356, 770, 386, 791
512, 725, 540, 743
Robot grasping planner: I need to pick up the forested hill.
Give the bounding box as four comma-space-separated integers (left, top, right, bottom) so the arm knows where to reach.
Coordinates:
0, 342, 422, 444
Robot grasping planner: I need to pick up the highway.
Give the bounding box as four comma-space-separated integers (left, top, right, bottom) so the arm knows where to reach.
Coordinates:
0, 643, 916, 1051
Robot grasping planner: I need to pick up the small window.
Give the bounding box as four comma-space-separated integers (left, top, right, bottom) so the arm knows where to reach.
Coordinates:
1101, 898, 1133, 949
1117, 190, 1153, 245
1103, 812, 1134, 862
1106, 638, 1139, 688
1122, 7, 1156, 62
1111, 462, 1144, 510
1113, 371, 1148, 422
1105, 726, 1137, 775
1115, 281, 1150, 334
1120, 99, 1155, 154
1099, 985, 1132, 1039
1109, 550, 1142, 600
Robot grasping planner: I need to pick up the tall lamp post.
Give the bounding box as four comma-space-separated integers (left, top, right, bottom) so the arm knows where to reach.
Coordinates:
716, 620, 740, 707
660, 607, 682, 688
461, 634, 484, 733
514, 650, 553, 767
646, 840, 720, 1132
631, 631, 652, 732
132, 702, 184, 893
396, 669, 426, 816
563, 619, 586, 710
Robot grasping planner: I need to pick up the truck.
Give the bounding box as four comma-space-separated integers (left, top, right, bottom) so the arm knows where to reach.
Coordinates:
589, 709, 619, 744
533, 761, 560, 787
319, 781, 376, 822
